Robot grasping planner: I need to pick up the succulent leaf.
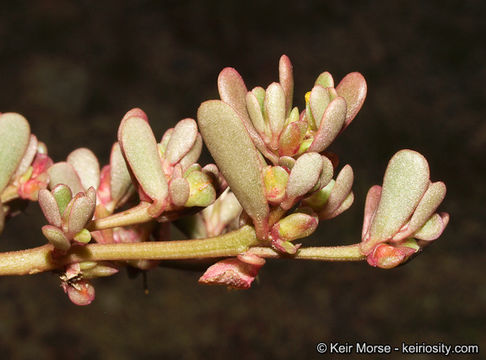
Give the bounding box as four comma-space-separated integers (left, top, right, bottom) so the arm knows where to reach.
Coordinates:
67, 148, 100, 191
0, 113, 31, 192
198, 100, 269, 238
118, 116, 168, 217
336, 72, 367, 128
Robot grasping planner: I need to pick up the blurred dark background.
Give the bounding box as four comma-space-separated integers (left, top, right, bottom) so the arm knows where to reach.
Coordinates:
0, 1, 485, 359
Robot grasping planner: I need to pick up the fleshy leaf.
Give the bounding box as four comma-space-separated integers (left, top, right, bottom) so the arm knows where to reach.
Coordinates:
264, 83, 286, 149
414, 212, 448, 241
271, 210, 318, 242
318, 165, 354, 219
278, 120, 307, 157
309, 85, 330, 129
315, 71, 334, 88
73, 228, 92, 244
326, 192, 354, 219
184, 170, 216, 207
42, 225, 71, 251
38, 189, 62, 227
169, 177, 190, 207
67, 148, 100, 191
197, 100, 269, 238
285, 152, 323, 204
246, 92, 268, 139
362, 150, 430, 254
361, 185, 382, 240
52, 184, 73, 216
14, 135, 38, 179
392, 181, 447, 241
218, 68, 278, 164
0, 113, 31, 192
263, 166, 289, 204
179, 134, 203, 171
279, 55, 294, 115
165, 118, 198, 165
109, 142, 132, 205
67, 192, 95, 237
309, 97, 347, 153
318, 155, 334, 189
336, 72, 367, 128
118, 116, 168, 217
47, 162, 84, 195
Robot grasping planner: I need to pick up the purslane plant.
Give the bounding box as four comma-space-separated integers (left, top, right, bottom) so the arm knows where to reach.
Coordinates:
0, 55, 448, 305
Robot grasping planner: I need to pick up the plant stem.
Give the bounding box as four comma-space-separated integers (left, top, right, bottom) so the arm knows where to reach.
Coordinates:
249, 244, 365, 261
0, 225, 259, 276
0, 226, 365, 276
87, 202, 153, 230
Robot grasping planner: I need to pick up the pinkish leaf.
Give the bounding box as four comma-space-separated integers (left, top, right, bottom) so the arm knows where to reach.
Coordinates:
14, 134, 38, 179
179, 134, 203, 171
67, 148, 100, 191
67, 192, 95, 238
65, 280, 95, 306
165, 118, 198, 165
361, 185, 382, 240
336, 72, 367, 128
38, 189, 62, 227
199, 258, 263, 289
218, 68, 278, 164
279, 55, 294, 115
319, 165, 354, 219
109, 142, 133, 206
308, 97, 347, 153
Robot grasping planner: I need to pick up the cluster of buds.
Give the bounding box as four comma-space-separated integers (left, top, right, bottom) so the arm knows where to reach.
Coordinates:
0, 113, 52, 233
197, 56, 362, 248
359, 150, 449, 268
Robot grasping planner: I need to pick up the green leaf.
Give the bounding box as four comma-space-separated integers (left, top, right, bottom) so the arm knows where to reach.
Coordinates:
109, 142, 132, 206
165, 118, 198, 165
118, 116, 168, 216
362, 150, 430, 254
42, 225, 71, 251
198, 100, 269, 238
0, 113, 31, 192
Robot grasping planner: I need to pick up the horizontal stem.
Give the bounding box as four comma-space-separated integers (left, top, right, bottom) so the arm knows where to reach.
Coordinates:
249, 244, 365, 261
0, 225, 259, 276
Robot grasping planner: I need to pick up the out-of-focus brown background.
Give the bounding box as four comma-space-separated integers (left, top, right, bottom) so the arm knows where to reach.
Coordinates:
0, 1, 484, 359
